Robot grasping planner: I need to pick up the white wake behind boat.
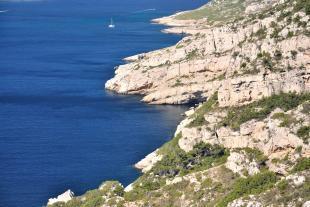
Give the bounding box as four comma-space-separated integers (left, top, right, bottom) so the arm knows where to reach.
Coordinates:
108, 18, 115, 28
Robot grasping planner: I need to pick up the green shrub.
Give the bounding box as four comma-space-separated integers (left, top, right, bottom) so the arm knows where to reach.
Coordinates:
172, 79, 184, 87
257, 51, 273, 69
270, 28, 281, 39
277, 11, 292, 21
291, 50, 298, 60
124, 188, 144, 201
293, 15, 301, 24
295, 146, 303, 154
220, 92, 310, 130
188, 115, 209, 127
153, 142, 228, 178
297, 126, 310, 144
82, 196, 104, 207
186, 49, 199, 60
124, 175, 165, 202
257, 52, 263, 58
277, 179, 289, 192
77, 189, 106, 207
254, 27, 267, 40
188, 92, 218, 127
113, 184, 125, 197
271, 158, 280, 163
142, 180, 161, 191
49, 202, 66, 207
158, 133, 183, 156
240, 62, 247, 68
217, 73, 226, 80
287, 31, 294, 38
216, 171, 277, 207
243, 148, 267, 164
270, 21, 278, 28
286, 16, 292, 24
271, 112, 296, 127
242, 67, 260, 75
274, 50, 283, 61
294, 0, 310, 15
232, 51, 239, 58
291, 157, 310, 173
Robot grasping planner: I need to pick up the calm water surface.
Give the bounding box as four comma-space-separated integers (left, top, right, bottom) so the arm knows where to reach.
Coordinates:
0, 0, 206, 206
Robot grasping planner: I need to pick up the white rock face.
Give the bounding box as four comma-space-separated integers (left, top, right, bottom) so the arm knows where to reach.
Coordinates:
179, 126, 215, 152
266, 159, 290, 175
134, 149, 162, 173
286, 174, 306, 186
178, 106, 310, 157
303, 201, 310, 207
105, 2, 310, 106
47, 190, 74, 205
218, 69, 310, 107
225, 152, 260, 176
124, 183, 133, 192
174, 116, 194, 136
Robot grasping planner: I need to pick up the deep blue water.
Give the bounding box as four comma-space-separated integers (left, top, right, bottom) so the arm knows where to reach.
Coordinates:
0, 0, 206, 206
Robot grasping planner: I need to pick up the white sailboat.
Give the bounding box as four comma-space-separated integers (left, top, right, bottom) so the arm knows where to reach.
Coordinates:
108, 18, 115, 28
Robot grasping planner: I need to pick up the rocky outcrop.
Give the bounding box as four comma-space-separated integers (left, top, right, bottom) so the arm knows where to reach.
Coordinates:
47, 190, 74, 206
134, 149, 162, 173
177, 104, 310, 157
137, 99, 309, 176
218, 69, 310, 107
225, 151, 260, 177
106, 0, 310, 106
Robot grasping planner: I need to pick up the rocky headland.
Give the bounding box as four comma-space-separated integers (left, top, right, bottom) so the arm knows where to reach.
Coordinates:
48, 0, 310, 206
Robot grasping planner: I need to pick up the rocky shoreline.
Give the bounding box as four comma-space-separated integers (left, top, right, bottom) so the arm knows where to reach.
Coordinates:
48, 0, 310, 206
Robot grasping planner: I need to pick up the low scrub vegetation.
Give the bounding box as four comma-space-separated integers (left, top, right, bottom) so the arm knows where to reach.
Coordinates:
175, 0, 244, 24
293, 0, 310, 15
271, 112, 297, 127
185, 49, 199, 60
254, 27, 267, 40
49, 181, 124, 207
216, 171, 278, 207
297, 126, 310, 144
220, 92, 310, 130
153, 142, 228, 178
242, 147, 268, 164
158, 133, 183, 156
291, 157, 310, 173
125, 142, 228, 202
187, 92, 218, 127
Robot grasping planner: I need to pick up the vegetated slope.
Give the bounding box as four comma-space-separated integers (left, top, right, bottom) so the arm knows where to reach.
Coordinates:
49, 0, 310, 206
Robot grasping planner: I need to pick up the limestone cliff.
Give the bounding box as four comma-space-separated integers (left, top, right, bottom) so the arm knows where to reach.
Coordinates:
48, 0, 310, 206
105, 0, 309, 105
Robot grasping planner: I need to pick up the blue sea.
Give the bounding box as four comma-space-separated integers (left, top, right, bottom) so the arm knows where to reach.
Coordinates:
0, 0, 206, 206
